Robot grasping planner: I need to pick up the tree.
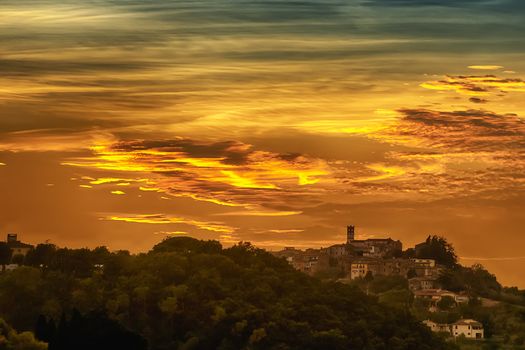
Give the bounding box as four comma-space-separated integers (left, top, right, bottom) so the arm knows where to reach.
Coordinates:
151, 237, 222, 255
438, 264, 501, 297
46, 310, 147, 350
12, 254, 25, 265
0, 238, 457, 350
0, 242, 12, 265
34, 314, 55, 344
0, 318, 47, 350
415, 236, 457, 267
437, 296, 456, 310
26, 244, 57, 267
0, 267, 44, 329
407, 269, 417, 279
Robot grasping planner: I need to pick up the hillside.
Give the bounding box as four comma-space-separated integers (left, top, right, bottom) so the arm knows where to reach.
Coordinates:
273, 234, 525, 349
0, 237, 455, 350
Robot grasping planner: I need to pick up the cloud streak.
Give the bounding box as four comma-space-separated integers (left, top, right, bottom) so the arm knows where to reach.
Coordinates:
421, 74, 525, 96
65, 138, 331, 211
103, 213, 236, 234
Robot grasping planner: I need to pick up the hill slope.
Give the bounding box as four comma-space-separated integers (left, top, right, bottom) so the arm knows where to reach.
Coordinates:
0, 238, 455, 349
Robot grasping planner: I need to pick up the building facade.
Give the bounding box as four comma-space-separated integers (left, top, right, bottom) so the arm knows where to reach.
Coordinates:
424, 319, 484, 339
452, 319, 484, 339
6, 234, 33, 257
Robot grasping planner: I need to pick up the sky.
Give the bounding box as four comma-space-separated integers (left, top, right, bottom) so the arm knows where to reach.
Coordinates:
0, 0, 524, 287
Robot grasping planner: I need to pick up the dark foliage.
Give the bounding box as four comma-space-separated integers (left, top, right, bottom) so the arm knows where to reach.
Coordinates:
35, 310, 147, 350
2, 238, 455, 350
415, 236, 457, 267
0, 242, 12, 265
438, 264, 501, 297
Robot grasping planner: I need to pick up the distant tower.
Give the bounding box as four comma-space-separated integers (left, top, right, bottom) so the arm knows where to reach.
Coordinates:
7, 233, 18, 243
346, 225, 355, 243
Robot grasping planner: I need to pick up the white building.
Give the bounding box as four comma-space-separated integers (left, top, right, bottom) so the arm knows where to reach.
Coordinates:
452, 319, 484, 339
423, 319, 484, 339
423, 320, 451, 334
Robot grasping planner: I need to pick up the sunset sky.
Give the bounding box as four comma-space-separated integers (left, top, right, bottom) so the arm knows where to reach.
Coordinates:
1, 0, 524, 286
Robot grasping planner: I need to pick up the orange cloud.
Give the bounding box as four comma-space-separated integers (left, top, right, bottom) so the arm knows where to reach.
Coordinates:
468, 65, 503, 70
65, 138, 331, 210
103, 213, 235, 234
110, 190, 126, 195
421, 74, 525, 96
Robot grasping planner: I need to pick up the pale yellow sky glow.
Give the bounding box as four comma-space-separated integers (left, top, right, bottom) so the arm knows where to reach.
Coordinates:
1, 0, 524, 287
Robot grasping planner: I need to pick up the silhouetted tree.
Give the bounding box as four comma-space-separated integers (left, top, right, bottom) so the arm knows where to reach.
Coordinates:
0, 242, 12, 265
46, 310, 147, 350
26, 243, 57, 267
415, 235, 457, 267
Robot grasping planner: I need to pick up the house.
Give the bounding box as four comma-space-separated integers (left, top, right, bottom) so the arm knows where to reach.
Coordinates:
273, 247, 329, 275
6, 234, 33, 257
350, 260, 373, 279
349, 259, 390, 279
423, 320, 451, 334
414, 289, 457, 310
454, 292, 470, 304
326, 244, 348, 258
423, 319, 484, 339
411, 258, 436, 268
414, 289, 458, 301
409, 277, 439, 291
452, 319, 484, 339
414, 289, 470, 311
381, 259, 411, 277
410, 258, 438, 277
3, 264, 19, 271
349, 238, 402, 258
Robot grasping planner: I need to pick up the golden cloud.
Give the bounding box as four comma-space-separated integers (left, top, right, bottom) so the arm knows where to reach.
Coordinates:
65, 138, 331, 211
468, 65, 503, 70
103, 213, 236, 234
421, 74, 525, 96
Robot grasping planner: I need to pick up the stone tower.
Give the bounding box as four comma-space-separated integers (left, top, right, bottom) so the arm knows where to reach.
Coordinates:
346, 225, 355, 243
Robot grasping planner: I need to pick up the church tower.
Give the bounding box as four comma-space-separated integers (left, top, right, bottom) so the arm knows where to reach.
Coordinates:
346, 225, 355, 243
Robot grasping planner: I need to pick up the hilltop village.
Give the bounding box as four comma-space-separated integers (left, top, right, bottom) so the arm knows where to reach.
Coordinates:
273, 225, 439, 285
273, 226, 485, 340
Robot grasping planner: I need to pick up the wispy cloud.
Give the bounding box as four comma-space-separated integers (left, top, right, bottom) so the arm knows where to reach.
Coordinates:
65, 138, 330, 210
460, 256, 525, 261
421, 74, 525, 96
102, 213, 235, 234
468, 65, 503, 70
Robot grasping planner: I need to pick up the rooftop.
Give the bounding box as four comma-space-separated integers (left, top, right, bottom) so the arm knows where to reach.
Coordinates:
414, 289, 457, 297
454, 319, 483, 327
6, 241, 33, 249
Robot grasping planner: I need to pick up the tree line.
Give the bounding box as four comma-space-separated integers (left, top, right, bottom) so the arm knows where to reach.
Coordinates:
0, 237, 456, 350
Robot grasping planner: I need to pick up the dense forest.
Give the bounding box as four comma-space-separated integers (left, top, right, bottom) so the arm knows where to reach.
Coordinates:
0, 237, 456, 350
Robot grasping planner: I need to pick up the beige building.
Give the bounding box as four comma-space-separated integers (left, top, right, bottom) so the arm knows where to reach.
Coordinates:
409, 277, 439, 291
350, 260, 376, 279
423, 319, 484, 339
452, 319, 484, 339
6, 234, 33, 257
411, 258, 436, 268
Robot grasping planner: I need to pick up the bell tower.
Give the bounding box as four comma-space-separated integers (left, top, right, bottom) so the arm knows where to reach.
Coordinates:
346, 225, 355, 243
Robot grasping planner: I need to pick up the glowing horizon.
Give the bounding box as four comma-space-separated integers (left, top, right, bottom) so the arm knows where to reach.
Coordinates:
1, 0, 524, 287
